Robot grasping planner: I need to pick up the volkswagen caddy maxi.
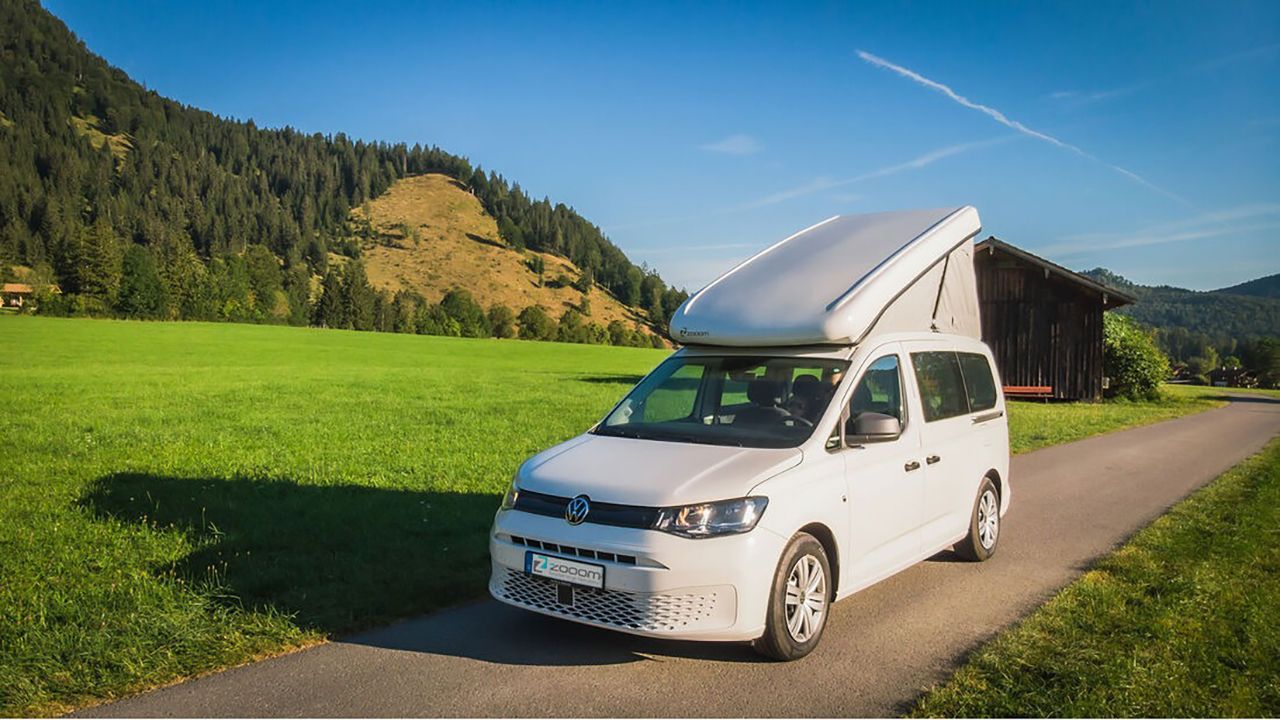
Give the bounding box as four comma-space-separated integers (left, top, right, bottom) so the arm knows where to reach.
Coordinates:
489, 207, 1010, 660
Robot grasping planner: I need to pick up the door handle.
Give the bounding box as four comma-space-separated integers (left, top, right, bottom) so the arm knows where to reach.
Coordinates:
904, 460, 921, 472
926, 454, 941, 465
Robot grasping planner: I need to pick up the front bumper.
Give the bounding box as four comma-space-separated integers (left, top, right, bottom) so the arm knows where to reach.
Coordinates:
488, 508, 786, 642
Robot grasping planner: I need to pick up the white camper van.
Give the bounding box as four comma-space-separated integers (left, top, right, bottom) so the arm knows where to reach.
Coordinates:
489, 207, 1010, 660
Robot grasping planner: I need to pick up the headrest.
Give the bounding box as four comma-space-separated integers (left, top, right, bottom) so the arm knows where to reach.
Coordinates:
747, 379, 784, 407
792, 375, 821, 398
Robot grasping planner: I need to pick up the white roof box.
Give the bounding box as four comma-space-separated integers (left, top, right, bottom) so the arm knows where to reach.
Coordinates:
669, 206, 983, 347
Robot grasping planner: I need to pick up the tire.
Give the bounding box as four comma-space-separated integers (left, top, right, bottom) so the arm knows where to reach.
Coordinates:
753, 532, 832, 661
954, 477, 1000, 562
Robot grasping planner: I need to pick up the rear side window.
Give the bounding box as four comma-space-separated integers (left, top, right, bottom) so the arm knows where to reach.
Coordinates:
958, 352, 997, 412
910, 351, 969, 422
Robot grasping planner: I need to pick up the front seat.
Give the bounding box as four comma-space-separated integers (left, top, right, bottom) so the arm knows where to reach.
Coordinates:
734, 379, 789, 426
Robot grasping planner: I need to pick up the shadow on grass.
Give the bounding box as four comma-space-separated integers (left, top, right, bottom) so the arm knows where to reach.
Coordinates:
575, 374, 645, 386
1210, 393, 1280, 405
81, 473, 497, 635
466, 232, 507, 249
80, 473, 756, 667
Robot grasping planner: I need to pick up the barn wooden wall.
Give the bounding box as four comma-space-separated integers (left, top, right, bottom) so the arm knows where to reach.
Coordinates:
975, 251, 1105, 401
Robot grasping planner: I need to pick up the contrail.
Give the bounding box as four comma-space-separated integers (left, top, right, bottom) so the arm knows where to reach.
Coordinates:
746, 138, 1002, 208
856, 50, 1196, 209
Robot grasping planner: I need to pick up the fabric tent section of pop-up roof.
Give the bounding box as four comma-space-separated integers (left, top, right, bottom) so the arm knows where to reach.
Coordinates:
668, 206, 982, 347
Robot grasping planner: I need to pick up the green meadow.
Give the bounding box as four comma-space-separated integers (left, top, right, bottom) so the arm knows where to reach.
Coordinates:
0, 316, 1223, 715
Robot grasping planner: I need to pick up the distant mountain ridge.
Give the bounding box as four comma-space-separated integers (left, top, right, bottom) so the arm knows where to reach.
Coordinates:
1079, 268, 1280, 340
1214, 273, 1280, 299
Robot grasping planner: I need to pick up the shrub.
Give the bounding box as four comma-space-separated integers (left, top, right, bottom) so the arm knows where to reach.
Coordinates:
556, 309, 586, 343
1104, 314, 1169, 401
487, 304, 516, 339
439, 289, 488, 338
517, 305, 556, 341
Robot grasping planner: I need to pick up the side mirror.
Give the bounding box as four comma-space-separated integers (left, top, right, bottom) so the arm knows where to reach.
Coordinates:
845, 412, 901, 444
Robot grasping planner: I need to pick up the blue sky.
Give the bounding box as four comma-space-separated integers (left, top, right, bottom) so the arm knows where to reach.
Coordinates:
46, 1, 1280, 292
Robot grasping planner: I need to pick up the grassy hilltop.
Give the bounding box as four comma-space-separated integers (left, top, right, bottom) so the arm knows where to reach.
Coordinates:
0, 316, 1223, 715
351, 173, 652, 330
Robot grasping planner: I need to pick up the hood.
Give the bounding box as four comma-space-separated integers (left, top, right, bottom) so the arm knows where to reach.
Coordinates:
517, 433, 803, 507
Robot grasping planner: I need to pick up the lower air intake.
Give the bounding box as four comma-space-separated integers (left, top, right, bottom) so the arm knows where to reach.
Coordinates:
497, 569, 719, 633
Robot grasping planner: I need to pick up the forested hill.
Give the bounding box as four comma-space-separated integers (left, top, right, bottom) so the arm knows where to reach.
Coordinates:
0, 0, 684, 330
1214, 273, 1280, 299
1080, 268, 1280, 342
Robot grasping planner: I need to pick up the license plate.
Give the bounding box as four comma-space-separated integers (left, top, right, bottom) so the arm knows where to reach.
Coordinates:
525, 551, 605, 589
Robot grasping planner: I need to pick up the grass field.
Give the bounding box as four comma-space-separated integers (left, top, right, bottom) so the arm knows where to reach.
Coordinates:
1007, 384, 1224, 454
0, 316, 1229, 715
912, 438, 1280, 717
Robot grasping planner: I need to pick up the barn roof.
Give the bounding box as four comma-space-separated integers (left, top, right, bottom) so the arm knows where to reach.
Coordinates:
975, 237, 1136, 308
668, 206, 983, 346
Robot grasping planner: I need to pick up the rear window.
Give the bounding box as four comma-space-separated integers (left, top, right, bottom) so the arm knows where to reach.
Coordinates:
958, 352, 998, 412
911, 352, 969, 422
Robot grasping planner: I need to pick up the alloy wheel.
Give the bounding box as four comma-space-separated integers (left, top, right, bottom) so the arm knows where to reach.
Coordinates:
784, 554, 826, 642
977, 489, 999, 550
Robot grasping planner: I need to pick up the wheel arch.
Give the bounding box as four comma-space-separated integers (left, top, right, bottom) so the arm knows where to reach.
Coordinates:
797, 522, 840, 597
984, 468, 1003, 500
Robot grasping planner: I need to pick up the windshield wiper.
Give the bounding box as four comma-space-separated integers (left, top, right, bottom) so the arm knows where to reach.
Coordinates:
655, 432, 745, 448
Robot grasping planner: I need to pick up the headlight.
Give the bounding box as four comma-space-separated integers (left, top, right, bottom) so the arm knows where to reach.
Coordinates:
499, 478, 520, 510
654, 497, 768, 538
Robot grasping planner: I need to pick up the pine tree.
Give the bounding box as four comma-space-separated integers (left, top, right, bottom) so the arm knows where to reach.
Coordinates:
314, 269, 346, 328
116, 244, 167, 318
244, 244, 283, 321
341, 261, 376, 331
75, 217, 122, 309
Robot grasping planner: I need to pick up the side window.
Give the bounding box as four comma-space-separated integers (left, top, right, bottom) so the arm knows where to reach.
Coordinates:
848, 355, 903, 423
640, 363, 704, 423
958, 352, 997, 412
911, 351, 969, 422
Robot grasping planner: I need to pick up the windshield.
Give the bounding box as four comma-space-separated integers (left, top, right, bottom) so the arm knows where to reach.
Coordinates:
595, 355, 850, 448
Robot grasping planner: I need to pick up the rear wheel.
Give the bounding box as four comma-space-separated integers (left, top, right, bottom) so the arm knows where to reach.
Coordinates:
753, 533, 831, 661
955, 477, 1000, 562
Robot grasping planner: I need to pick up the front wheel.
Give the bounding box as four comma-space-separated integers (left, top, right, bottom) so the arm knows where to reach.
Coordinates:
753, 532, 831, 661
954, 477, 1000, 561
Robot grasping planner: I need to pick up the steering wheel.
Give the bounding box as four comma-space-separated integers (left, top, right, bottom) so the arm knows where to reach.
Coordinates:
784, 414, 814, 428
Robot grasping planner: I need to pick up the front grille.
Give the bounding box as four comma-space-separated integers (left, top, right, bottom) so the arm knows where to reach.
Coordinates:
513, 490, 661, 529
509, 535, 637, 565
497, 568, 719, 633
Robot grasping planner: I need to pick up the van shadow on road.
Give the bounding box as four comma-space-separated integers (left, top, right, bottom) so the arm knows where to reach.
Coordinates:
344, 600, 761, 666
80, 472, 761, 667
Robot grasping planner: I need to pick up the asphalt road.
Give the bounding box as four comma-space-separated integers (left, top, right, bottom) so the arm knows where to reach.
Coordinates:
79, 394, 1280, 718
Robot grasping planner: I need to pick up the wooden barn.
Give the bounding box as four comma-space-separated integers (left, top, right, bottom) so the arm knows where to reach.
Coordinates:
974, 237, 1135, 401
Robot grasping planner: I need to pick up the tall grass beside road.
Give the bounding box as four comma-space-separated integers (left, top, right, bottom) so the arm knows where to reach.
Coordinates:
1007, 384, 1224, 454
913, 437, 1280, 717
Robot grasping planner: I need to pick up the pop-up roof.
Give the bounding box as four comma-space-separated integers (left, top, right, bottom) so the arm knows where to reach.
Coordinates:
668, 206, 982, 347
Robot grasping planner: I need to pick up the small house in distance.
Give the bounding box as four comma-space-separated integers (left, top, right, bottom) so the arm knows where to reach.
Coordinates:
974, 237, 1135, 401
2, 283, 33, 309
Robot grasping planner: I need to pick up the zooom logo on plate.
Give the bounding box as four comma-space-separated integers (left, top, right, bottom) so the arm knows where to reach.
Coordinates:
528, 553, 605, 588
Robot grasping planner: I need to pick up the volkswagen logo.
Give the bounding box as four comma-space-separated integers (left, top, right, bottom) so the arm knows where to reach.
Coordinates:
565, 494, 591, 525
